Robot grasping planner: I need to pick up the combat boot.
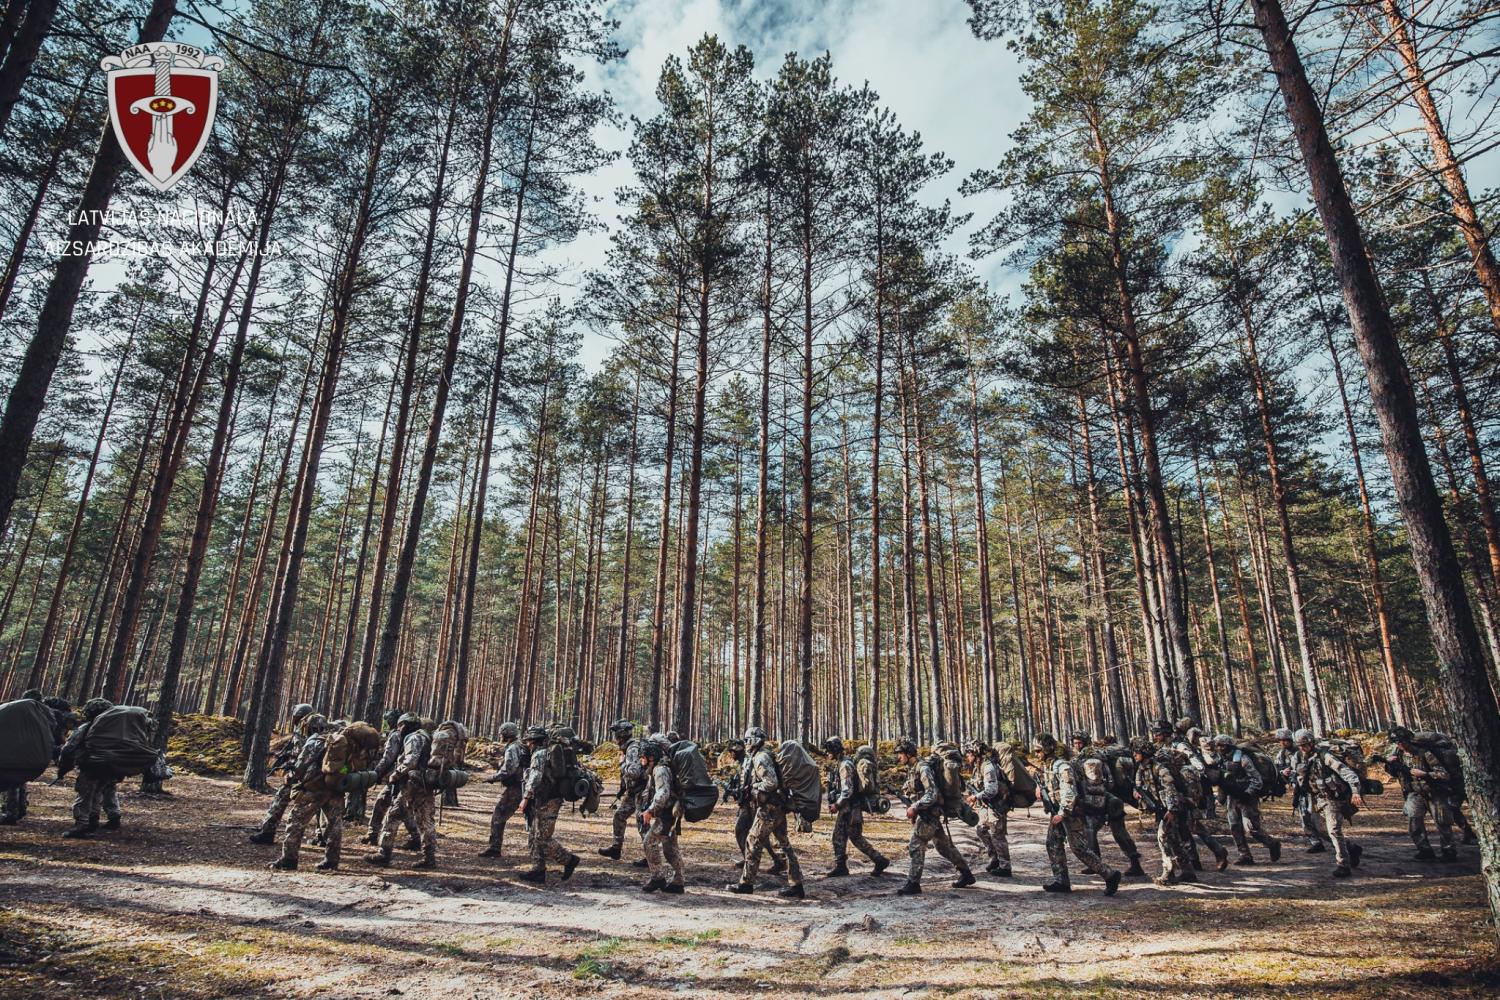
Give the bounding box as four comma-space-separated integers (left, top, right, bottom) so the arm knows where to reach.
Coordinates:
248, 830, 275, 845
1234, 854, 1255, 866
631, 857, 649, 868
993, 865, 1013, 878
1041, 880, 1071, 893
1332, 863, 1351, 878
642, 877, 667, 893
1103, 872, 1121, 896
1440, 847, 1458, 863
725, 881, 754, 894
61, 825, 90, 839
871, 856, 890, 877
1214, 852, 1230, 872
1349, 843, 1363, 867
1124, 857, 1146, 877
662, 883, 684, 895
412, 846, 437, 870
1306, 841, 1325, 853
778, 884, 805, 899
1153, 874, 1177, 888
562, 855, 580, 882
823, 862, 850, 879
518, 866, 546, 884
599, 844, 621, 860
1268, 839, 1282, 862
87, 814, 100, 831
1413, 846, 1436, 860
895, 880, 921, 896
401, 836, 422, 851
364, 851, 391, 867
1178, 869, 1198, 883
270, 857, 297, 871
479, 846, 502, 858
315, 859, 338, 872
104, 815, 121, 830
952, 870, 976, 889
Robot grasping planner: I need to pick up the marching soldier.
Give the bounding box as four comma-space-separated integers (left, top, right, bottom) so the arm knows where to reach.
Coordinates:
893, 738, 975, 896
598, 719, 646, 866
1212, 733, 1282, 865
1151, 721, 1228, 871
821, 737, 889, 878
480, 721, 529, 859
1385, 726, 1457, 862
1291, 729, 1365, 878
1071, 731, 1146, 877
1274, 727, 1326, 852
518, 726, 581, 885
1033, 733, 1120, 895
963, 738, 1012, 877
56, 698, 122, 839
365, 713, 438, 870
248, 703, 314, 844
639, 735, 685, 894
1130, 738, 1195, 886
725, 727, 804, 898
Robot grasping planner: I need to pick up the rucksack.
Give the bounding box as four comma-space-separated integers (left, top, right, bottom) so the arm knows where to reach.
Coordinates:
1324, 738, 1381, 797
0, 699, 56, 788
547, 736, 581, 800
669, 740, 718, 822
323, 722, 380, 779
79, 706, 158, 780
1411, 731, 1465, 796
999, 743, 1037, 808
577, 767, 603, 815
931, 742, 966, 818
1234, 745, 1284, 799
773, 740, 823, 823
854, 747, 879, 798
1084, 746, 1135, 799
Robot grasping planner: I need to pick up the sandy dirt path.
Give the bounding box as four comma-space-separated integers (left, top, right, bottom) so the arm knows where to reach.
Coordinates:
1, 773, 1495, 998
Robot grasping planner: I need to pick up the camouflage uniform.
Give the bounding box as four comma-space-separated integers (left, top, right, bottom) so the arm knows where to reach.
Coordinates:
902, 757, 972, 885
373, 728, 436, 863
642, 760, 684, 888
1040, 756, 1118, 890
830, 755, 886, 870
2, 700, 71, 825
1220, 748, 1281, 863
1275, 742, 1326, 850
57, 720, 121, 829
1136, 750, 1194, 885
1389, 745, 1455, 857
740, 748, 803, 889
971, 753, 1012, 874
610, 738, 646, 853
251, 727, 306, 841
484, 738, 530, 856
522, 745, 579, 873
1074, 750, 1141, 872
274, 733, 345, 869
1176, 756, 1229, 869
1291, 744, 1362, 871
366, 727, 418, 845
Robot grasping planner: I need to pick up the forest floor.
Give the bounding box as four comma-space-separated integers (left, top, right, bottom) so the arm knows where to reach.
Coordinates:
1, 773, 1496, 999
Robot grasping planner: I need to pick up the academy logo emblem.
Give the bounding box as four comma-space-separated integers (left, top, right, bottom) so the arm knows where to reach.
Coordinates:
102, 42, 223, 193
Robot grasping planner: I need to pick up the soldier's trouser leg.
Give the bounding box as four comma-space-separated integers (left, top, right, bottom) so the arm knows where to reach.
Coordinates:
1430, 797, 1456, 851
278, 791, 320, 865
610, 789, 640, 849
644, 820, 682, 884
1107, 809, 1139, 861
1226, 799, 1252, 857
1318, 798, 1352, 867
735, 800, 780, 868
1063, 815, 1116, 879
367, 784, 392, 840
344, 786, 366, 822
844, 806, 884, 864
72, 774, 102, 826
2, 783, 27, 821
488, 786, 523, 852
907, 823, 931, 883
529, 799, 572, 867
409, 786, 437, 855
1044, 818, 1071, 885
1404, 792, 1432, 851
977, 806, 1010, 868
744, 804, 800, 886
1295, 796, 1324, 847
662, 830, 684, 886
377, 782, 429, 855
1155, 817, 1189, 882
929, 817, 971, 874
100, 781, 120, 821
1190, 810, 1228, 862
321, 796, 344, 865
255, 780, 293, 838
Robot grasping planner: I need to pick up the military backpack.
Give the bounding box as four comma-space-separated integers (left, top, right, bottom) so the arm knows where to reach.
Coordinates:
669, 740, 718, 822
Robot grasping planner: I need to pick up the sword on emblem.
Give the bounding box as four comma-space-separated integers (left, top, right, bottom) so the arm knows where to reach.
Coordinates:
127, 50, 197, 183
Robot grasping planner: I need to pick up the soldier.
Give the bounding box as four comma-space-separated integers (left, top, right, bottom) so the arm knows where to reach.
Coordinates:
517, 725, 581, 885
821, 737, 889, 878
1151, 721, 1229, 871
365, 712, 438, 870
363, 708, 419, 847
1212, 734, 1282, 865
2, 692, 73, 826
726, 726, 804, 898
598, 719, 647, 866
479, 722, 529, 859
1033, 733, 1121, 895
1071, 731, 1146, 877
269, 714, 341, 871
962, 738, 1011, 877
1130, 738, 1195, 886
716, 739, 745, 773
1385, 726, 1457, 862
1291, 729, 1365, 878
891, 738, 975, 896
248, 703, 315, 844
727, 727, 784, 876
1273, 727, 1326, 852
56, 698, 122, 838
639, 735, 685, 894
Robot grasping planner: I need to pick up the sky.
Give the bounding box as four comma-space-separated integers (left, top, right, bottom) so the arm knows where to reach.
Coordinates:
556, 0, 1028, 368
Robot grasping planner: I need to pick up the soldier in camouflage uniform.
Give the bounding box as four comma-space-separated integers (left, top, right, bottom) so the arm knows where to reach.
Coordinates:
269, 714, 343, 871
56, 698, 122, 838
1273, 727, 1326, 852
2, 692, 73, 826
480, 721, 529, 859
1291, 729, 1365, 877
891, 738, 975, 896
1130, 738, 1195, 886
518, 726, 581, 885
726, 727, 804, 898
248, 703, 315, 844
364, 708, 419, 847
365, 713, 438, 869
963, 739, 1012, 877
727, 732, 784, 876
1033, 734, 1120, 895
1070, 731, 1146, 877
1151, 721, 1229, 871
639, 735, 685, 894
821, 737, 889, 878
598, 719, 646, 866
1211, 734, 1282, 865
1385, 726, 1457, 861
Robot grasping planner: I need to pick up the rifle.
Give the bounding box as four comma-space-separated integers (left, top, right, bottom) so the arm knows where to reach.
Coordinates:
268, 740, 298, 775
1134, 784, 1166, 821
1035, 770, 1059, 817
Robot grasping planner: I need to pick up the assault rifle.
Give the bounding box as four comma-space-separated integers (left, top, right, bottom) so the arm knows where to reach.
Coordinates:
268, 739, 299, 775
1035, 771, 1059, 817
1134, 784, 1166, 821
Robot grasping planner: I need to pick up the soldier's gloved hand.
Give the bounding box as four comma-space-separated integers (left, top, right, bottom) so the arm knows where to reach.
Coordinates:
484, 772, 503, 784
904, 804, 916, 821
1049, 813, 1063, 826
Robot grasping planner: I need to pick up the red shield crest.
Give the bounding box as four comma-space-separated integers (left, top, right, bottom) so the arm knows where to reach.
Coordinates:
102, 43, 221, 193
